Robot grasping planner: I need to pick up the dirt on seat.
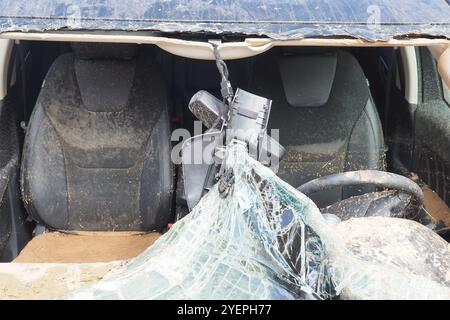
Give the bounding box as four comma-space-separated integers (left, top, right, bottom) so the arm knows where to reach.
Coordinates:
13, 231, 160, 263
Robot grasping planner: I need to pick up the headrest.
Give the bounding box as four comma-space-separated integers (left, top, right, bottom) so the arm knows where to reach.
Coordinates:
278, 52, 338, 108
71, 43, 138, 60
71, 43, 138, 112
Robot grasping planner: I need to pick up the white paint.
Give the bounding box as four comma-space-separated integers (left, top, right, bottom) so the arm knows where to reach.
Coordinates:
437, 46, 450, 91
428, 45, 450, 90
0, 39, 13, 100
400, 47, 419, 105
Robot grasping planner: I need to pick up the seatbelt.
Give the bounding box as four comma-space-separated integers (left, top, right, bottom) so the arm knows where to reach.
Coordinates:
383, 49, 399, 134
15, 41, 29, 123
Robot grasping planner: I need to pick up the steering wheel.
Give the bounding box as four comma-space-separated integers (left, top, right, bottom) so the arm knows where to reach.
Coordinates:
297, 170, 424, 208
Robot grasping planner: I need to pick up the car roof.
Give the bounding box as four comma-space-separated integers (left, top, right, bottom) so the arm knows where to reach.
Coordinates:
0, 0, 449, 41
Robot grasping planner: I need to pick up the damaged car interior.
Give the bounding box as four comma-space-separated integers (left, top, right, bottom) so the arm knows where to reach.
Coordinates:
0, 35, 449, 299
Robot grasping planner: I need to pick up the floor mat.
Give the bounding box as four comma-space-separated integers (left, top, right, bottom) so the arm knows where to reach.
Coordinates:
13, 231, 160, 263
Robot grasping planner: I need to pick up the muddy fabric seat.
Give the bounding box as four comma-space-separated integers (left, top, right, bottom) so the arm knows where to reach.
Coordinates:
0, 100, 30, 261
0, 102, 18, 255
21, 43, 173, 231
249, 48, 385, 208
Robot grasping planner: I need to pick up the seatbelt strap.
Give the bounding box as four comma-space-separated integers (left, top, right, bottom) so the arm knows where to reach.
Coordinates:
383, 49, 399, 132
16, 41, 28, 122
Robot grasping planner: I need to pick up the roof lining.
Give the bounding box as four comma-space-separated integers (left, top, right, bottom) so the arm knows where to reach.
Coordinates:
1, 32, 449, 61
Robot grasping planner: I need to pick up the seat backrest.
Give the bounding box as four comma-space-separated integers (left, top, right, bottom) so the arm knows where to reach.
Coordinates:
249, 48, 385, 207
0, 103, 18, 255
21, 44, 174, 231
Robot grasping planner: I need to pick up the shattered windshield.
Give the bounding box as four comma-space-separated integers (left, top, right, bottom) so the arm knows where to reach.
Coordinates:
1, 143, 449, 300
0, 0, 449, 40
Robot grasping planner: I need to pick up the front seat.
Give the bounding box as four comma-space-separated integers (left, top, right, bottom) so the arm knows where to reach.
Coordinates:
21, 43, 174, 231
249, 48, 385, 207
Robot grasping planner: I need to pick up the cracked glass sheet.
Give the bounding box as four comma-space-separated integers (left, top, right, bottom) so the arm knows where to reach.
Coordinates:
1, 143, 450, 300
67, 143, 332, 300
0, 0, 449, 41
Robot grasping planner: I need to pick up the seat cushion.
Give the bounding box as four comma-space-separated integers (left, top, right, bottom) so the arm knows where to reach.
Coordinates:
249, 49, 385, 207
21, 47, 174, 231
